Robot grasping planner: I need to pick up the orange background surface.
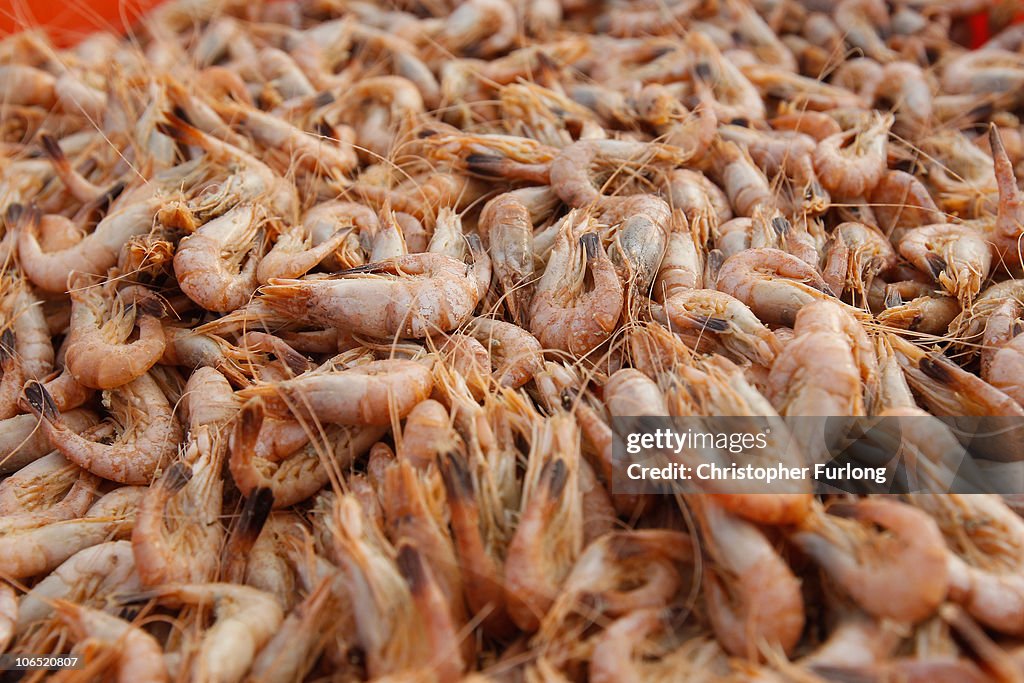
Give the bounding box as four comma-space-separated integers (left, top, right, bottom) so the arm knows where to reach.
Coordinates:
0, 0, 167, 46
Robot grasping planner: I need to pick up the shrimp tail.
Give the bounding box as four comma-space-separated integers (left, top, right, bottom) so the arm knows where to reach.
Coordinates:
237, 487, 274, 543
160, 462, 193, 493
4, 203, 23, 227
156, 112, 207, 149
396, 542, 428, 593
39, 133, 67, 166
439, 450, 473, 501
23, 380, 61, 425
0, 329, 14, 364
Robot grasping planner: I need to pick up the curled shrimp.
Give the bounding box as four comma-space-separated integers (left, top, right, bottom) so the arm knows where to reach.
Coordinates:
652, 288, 782, 367
549, 139, 690, 208
530, 223, 623, 357
124, 582, 283, 683
261, 239, 490, 339
812, 112, 893, 199
465, 317, 544, 388
715, 248, 835, 327
174, 204, 268, 314
63, 279, 165, 390
693, 497, 805, 659
792, 499, 949, 623
53, 600, 167, 683
23, 371, 182, 485
229, 400, 386, 507
898, 224, 992, 305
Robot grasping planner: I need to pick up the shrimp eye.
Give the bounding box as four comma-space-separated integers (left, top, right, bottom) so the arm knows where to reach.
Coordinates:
559, 388, 575, 411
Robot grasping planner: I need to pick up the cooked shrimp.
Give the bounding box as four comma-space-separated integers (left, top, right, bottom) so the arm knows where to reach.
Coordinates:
504, 415, 582, 632
693, 497, 804, 659
869, 170, 944, 234
0, 451, 98, 522
549, 139, 690, 208
0, 486, 142, 579
15, 541, 139, 634
461, 317, 543, 389
132, 431, 224, 586
898, 224, 991, 305
653, 289, 782, 367
792, 499, 949, 623
23, 371, 182, 485
261, 240, 490, 338
479, 188, 554, 327
238, 359, 433, 426
229, 399, 386, 507
54, 600, 168, 683
715, 248, 836, 326
173, 204, 268, 314
62, 279, 165, 390
529, 225, 624, 356
813, 112, 893, 199
709, 139, 777, 217
126, 583, 282, 683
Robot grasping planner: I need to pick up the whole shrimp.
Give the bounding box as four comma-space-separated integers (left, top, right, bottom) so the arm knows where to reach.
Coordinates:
898, 224, 992, 305
229, 399, 386, 507
652, 288, 782, 367
813, 112, 893, 199
715, 248, 837, 326
132, 430, 224, 587
174, 204, 268, 313
529, 220, 624, 357
62, 278, 165, 390
791, 499, 949, 624
260, 238, 490, 338
23, 371, 182, 485
54, 600, 168, 683
479, 187, 556, 327
693, 496, 805, 659
504, 415, 582, 632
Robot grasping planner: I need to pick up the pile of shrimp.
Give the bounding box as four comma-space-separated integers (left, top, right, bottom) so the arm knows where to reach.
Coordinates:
2, 0, 1024, 680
